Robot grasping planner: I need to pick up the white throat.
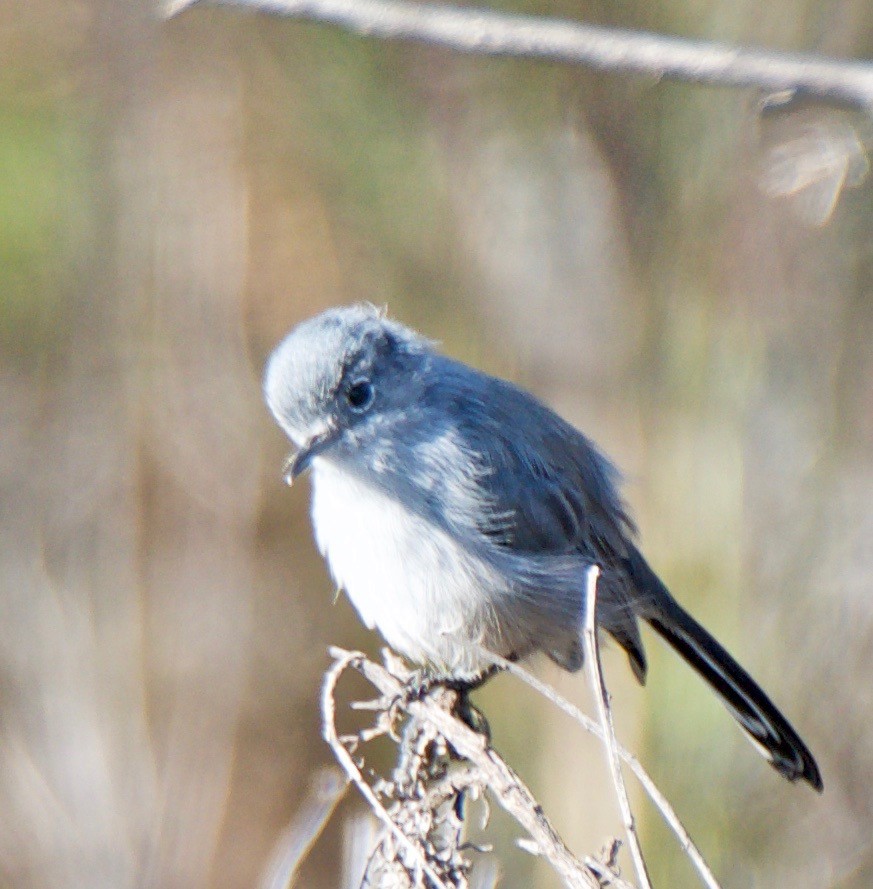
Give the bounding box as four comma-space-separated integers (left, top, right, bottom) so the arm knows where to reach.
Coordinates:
308, 459, 496, 675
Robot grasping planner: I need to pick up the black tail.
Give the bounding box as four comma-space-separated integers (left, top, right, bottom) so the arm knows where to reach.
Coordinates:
627, 549, 823, 791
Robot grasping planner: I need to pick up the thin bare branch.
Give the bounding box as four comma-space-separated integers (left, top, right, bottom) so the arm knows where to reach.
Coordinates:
581, 566, 651, 889
492, 656, 722, 889
327, 647, 614, 889
260, 767, 348, 889
166, 0, 873, 107
321, 649, 452, 889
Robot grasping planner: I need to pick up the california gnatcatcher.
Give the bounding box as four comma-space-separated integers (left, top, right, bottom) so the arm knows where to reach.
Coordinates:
264, 304, 822, 791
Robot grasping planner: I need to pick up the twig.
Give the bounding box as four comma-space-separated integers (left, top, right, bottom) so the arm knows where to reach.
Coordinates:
321, 649, 451, 889
322, 641, 723, 888
581, 566, 651, 889
166, 0, 873, 108
329, 647, 615, 889
259, 767, 348, 889
491, 657, 722, 889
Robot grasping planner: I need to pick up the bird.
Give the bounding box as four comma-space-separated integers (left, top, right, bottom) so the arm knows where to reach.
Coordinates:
264, 303, 822, 791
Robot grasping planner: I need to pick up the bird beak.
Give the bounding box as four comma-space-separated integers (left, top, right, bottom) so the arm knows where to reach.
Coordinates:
282, 427, 338, 485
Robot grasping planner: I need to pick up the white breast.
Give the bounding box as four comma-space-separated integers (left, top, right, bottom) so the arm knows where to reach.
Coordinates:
309, 459, 497, 675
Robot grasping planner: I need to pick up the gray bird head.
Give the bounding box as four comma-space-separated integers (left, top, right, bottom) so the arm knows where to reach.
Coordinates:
264, 304, 432, 482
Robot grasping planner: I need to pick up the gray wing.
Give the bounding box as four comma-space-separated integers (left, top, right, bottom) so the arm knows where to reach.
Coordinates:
412, 361, 647, 678
445, 371, 634, 561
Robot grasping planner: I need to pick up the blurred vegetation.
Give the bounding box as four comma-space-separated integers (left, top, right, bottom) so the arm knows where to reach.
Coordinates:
1, 0, 871, 887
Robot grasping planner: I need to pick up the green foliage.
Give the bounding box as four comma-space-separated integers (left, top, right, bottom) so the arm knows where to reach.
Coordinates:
0, 104, 84, 361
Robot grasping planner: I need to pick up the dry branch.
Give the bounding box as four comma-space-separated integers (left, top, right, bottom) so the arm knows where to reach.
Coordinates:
492, 656, 722, 889
322, 646, 632, 888
312, 636, 729, 888
259, 767, 348, 889
581, 567, 651, 889
167, 0, 873, 107
322, 649, 453, 888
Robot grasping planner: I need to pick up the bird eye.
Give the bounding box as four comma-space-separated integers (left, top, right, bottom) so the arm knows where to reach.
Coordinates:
345, 379, 374, 411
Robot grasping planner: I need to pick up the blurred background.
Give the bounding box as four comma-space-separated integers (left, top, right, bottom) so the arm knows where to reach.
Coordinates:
2, 0, 872, 886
